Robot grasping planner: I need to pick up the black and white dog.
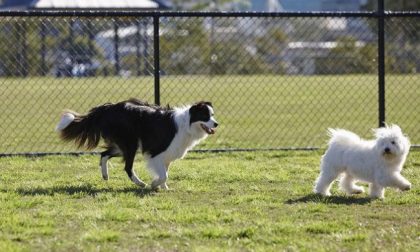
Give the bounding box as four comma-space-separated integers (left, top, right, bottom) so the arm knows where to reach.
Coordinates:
55, 98, 218, 190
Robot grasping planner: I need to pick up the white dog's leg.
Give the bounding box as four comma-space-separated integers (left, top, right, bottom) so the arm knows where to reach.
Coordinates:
314, 158, 344, 196
369, 183, 385, 199
339, 174, 364, 195
314, 170, 341, 196
148, 157, 168, 190
389, 174, 411, 191
314, 174, 334, 196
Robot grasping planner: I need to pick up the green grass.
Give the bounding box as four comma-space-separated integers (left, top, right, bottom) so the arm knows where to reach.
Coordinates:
1, 74, 420, 154
0, 150, 419, 251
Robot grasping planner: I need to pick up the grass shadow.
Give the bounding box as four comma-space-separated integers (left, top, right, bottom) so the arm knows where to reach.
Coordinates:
286, 193, 372, 205
13, 184, 156, 198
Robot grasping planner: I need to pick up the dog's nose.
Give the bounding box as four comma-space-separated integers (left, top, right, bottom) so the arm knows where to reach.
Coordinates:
214, 122, 219, 128
384, 147, 391, 153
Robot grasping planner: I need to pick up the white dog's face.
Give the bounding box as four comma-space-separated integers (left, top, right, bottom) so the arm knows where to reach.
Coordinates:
374, 125, 410, 159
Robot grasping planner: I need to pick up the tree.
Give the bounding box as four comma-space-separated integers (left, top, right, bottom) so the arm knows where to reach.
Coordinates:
362, 0, 420, 43
160, 19, 210, 75
362, 0, 420, 11
362, 0, 420, 73
315, 36, 378, 74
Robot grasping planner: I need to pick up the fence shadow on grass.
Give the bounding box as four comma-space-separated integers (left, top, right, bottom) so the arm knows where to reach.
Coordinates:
13, 184, 156, 197
285, 193, 372, 205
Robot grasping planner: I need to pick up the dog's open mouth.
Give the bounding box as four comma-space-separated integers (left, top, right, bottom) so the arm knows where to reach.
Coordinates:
201, 124, 216, 134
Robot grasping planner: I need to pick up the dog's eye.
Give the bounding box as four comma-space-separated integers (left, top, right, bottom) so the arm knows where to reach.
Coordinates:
391, 141, 396, 145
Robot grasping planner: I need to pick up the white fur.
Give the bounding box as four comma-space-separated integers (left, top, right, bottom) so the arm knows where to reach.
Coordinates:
55, 113, 75, 131
100, 155, 109, 180
144, 105, 213, 190
203, 105, 218, 132
314, 124, 411, 199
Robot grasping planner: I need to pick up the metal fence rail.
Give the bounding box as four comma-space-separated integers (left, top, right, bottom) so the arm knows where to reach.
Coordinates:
0, 6, 419, 155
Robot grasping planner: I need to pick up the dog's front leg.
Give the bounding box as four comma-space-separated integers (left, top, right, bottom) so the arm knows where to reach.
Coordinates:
148, 157, 168, 190
369, 183, 385, 199
124, 148, 147, 188
160, 161, 172, 190
161, 183, 169, 190
390, 173, 411, 191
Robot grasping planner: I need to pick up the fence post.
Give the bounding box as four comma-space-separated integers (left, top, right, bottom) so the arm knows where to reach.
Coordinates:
17, 21, 28, 77
113, 20, 120, 76
377, 0, 385, 127
135, 19, 142, 76
40, 21, 47, 76
153, 14, 160, 105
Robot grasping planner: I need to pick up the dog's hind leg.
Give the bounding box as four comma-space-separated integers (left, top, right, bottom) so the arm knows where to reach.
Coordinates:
123, 145, 146, 188
99, 146, 121, 180
369, 183, 385, 199
314, 162, 341, 196
339, 174, 364, 195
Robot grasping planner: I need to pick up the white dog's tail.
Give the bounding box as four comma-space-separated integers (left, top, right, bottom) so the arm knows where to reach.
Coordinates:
327, 128, 361, 147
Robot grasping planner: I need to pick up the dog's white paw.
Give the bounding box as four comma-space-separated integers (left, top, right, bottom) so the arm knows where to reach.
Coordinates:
350, 186, 365, 194
400, 183, 411, 191
369, 194, 384, 200
161, 183, 169, 190
314, 190, 331, 196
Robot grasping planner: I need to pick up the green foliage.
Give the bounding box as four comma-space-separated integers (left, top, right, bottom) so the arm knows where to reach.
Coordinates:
160, 18, 269, 75
0, 17, 101, 77
207, 39, 268, 75
1, 15, 418, 77
0, 19, 41, 76
256, 28, 288, 74
0, 150, 419, 250
315, 36, 378, 74
363, 0, 420, 74
160, 19, 210, 75
362, 0, 420, 11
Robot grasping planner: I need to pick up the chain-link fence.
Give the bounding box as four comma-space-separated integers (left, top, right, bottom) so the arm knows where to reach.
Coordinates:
0, 10, 419, 155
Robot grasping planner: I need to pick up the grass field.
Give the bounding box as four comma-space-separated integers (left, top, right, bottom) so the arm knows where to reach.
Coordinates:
1, 74, 419, 250
0, 150, 419, 251
1, 74, 420, 154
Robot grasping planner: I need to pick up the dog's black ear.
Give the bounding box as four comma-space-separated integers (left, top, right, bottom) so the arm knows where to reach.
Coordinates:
189, 103, 198, 113
189, 101, 212, 115
189, 102, 213, 124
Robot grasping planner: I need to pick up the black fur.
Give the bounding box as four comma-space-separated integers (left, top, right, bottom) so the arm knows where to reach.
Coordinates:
60, 98, 177, 158
59, 99, 215, 185
189, 101, 213, 125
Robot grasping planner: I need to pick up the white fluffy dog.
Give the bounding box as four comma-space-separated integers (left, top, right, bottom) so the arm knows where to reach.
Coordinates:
314, 125, 411, 199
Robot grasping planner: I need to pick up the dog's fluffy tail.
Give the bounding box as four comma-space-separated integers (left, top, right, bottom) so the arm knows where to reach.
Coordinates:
55, 105, 110, 149
327, 128, 361, 147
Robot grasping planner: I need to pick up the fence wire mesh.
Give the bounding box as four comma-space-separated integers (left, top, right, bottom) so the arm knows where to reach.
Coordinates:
0, 12, 419, 155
